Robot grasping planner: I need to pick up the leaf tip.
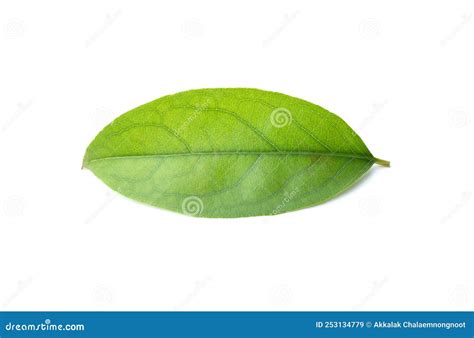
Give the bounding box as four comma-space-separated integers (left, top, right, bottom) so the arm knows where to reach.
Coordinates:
81, 155, 89, 170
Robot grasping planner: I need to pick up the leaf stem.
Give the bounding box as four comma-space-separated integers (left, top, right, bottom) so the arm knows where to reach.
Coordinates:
374, 157, 390, 167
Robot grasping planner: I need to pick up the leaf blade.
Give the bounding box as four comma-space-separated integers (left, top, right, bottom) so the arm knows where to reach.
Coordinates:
84, 88, 386, 217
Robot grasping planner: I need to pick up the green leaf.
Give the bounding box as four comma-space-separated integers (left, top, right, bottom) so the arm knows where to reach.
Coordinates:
83, 88, 389, 218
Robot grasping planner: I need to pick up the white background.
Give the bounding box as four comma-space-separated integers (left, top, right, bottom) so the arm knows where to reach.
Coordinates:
1, 0, 473, 311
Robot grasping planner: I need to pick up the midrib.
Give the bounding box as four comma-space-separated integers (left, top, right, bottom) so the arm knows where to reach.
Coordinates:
86, 151, 375, 165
